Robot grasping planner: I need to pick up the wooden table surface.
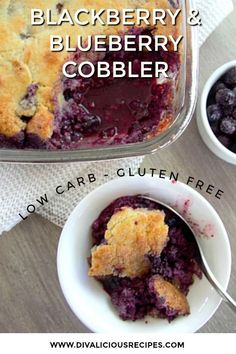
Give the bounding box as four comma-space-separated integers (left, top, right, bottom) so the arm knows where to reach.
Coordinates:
0, 6, 236, 333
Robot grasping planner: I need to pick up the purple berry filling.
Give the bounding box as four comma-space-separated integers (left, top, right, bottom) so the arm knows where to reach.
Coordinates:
0, 132, 25, 149
19, 83, 39, 117
27, 83, 39, 97
48, 28, 179, 150
91, 196, 202, 322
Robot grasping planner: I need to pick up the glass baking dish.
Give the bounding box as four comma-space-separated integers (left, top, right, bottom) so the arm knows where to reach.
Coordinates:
0, 0, 198, 163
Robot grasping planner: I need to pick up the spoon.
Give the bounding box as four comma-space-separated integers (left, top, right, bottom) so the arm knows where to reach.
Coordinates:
141, 195, 236, 312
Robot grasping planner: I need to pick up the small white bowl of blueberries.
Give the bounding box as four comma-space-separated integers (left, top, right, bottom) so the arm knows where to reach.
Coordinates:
198, 60, 236, 165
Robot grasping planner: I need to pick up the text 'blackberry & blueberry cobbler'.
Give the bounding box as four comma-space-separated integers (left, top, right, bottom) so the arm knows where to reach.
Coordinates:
0, 0, 182, 150
88, 196, 202, 322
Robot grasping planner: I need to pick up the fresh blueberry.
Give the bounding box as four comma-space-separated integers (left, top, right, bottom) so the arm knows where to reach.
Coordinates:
232, 110, 236, 120
217, 135, 232, 148
229, 142, 236, 153
216, 88, 236, 106
220, 117, 236, 135
210, 122, 221, 136
222, 105, 234, 116
207, 104, 222, 123
212, 81, 226, 94
223, 67, 236, 86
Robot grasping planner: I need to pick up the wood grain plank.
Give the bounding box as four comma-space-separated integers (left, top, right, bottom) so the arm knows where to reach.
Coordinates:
0, 215, 90, 333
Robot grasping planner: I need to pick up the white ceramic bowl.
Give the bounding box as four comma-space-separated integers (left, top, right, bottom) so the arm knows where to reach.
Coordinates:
197, 60, 236, 165
57, 176, 231, 333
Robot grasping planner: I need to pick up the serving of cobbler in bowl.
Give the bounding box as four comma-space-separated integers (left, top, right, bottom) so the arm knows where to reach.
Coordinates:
57, 176, 231, 333
0, 0, 197, 161
89, 196, 201, 322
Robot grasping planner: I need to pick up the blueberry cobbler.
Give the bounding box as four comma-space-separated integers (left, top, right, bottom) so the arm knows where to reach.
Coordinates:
207, 67, 236, 153
88, 196, 202, 322
0, 0, 182, 150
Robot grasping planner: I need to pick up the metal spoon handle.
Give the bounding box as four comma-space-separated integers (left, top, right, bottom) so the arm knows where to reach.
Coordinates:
200, 254, 236, 312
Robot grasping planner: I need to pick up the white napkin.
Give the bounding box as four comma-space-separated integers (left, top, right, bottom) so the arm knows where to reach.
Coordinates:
197, 0, 234, 47
0, 0, 233, 235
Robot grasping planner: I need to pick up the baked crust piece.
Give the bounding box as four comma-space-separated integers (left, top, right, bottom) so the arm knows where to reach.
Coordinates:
89, 207, 169, 278
0, 0, 182, 145
151, 275, 190, 315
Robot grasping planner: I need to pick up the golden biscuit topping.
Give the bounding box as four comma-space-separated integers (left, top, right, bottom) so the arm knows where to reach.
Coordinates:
89, 207, 169, 278
152, 275, 190, 315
